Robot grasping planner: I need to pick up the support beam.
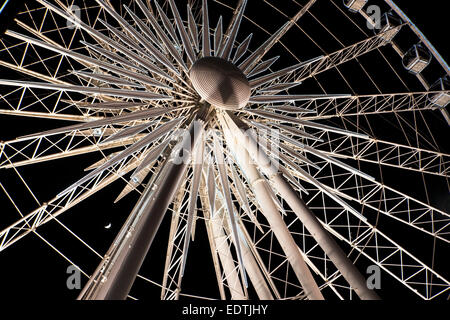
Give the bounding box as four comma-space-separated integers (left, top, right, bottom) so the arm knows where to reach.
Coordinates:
298, 91, 450, 119
202, 0, 211, 57
0, 135, 139, 169
207, 162, 273, 299
236, 217, 275, 300
221, 115, 324, 300
0, 109, 101, 122
160, 174, 189, 300
199, 183, 228, 300
220, 112, 380, 300
210, 205, 247, 300
278, 26, 403, 84
78, 118, 205, 300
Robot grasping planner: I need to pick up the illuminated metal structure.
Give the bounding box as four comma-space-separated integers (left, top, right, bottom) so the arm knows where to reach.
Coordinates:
0, 0, 449, 300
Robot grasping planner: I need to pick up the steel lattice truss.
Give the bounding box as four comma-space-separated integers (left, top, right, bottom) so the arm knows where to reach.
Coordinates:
0, 0, 449, 300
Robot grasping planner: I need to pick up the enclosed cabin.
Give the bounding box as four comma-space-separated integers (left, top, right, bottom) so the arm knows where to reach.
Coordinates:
402, 43, 432, 74
428, 76, 450, 108
375, 10, 403, 42
343, 0, 368, 12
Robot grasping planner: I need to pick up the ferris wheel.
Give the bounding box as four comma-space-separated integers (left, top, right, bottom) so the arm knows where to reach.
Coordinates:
0, 0, 448, 300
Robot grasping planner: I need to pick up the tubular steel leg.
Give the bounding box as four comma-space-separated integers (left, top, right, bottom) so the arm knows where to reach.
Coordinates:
210, 210, 247, 300
222, 118, 324, 300
78, 119, 205, 300
220, 112, 380, 300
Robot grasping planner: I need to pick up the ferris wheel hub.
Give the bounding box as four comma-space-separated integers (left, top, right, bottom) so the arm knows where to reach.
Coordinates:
189, 57, 250, 110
